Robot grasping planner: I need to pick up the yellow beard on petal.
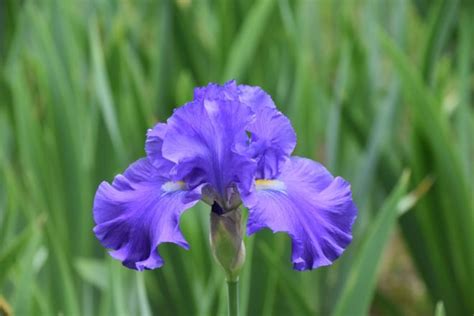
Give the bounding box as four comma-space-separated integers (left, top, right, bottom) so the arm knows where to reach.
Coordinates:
255, 179, 286, 192
162, 181, 186, 193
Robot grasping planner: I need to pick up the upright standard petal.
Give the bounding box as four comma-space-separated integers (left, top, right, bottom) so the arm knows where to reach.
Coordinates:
145, 122, 174, 176
237, 85, 297, 179
93, 158, 200, 270
242, 157, 357, 271
194, 80, 240, 102
245, 106, 296, 179
238, 84, 276, 109
160, 82, 256, 199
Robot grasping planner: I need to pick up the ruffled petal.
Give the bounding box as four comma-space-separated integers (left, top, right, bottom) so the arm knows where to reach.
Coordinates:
93, 158, 200, 270
246, 106, 296, 179
242, 157, 357, 271
194, 80, 240, 101
161, 82, 256, 198
238, 85, 276, 109
147, 82, 296, 195
237, 85, 296, 179
145, 123, 175, 176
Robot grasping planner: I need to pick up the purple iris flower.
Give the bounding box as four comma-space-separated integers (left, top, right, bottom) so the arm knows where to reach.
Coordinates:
93, 81, 357, 271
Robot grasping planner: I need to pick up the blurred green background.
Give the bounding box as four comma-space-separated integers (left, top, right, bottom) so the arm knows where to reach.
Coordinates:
0, 0, 473, 315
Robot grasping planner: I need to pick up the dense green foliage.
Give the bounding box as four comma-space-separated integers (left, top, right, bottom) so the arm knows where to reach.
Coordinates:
0, 0, 472, 315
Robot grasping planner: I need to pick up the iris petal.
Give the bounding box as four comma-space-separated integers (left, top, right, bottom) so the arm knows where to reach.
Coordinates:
238, 85, 276, 109
161, 82, 256, 198
242, 157, 357, 270
145, 123, 175, 176
237, 85, 296, 179
246, 106, 296, 179
93, 158, 200, 270
194, 80, 240, 101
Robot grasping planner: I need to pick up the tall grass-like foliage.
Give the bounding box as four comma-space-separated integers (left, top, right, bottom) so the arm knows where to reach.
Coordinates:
0, 0, 472, 315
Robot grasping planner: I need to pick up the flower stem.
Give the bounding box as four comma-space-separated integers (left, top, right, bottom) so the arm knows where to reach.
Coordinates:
226, 279, 239, 316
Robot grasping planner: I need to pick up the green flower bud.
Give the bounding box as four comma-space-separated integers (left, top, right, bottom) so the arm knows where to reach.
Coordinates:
210, 203, 246, 282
